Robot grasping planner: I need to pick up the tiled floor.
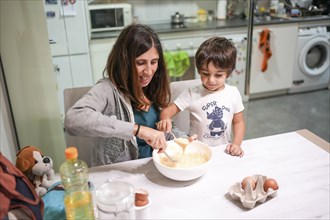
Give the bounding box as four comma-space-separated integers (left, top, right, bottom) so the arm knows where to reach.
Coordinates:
243, 89, 330, 142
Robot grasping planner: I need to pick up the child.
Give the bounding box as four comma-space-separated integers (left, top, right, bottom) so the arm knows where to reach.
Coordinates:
157, 37, 245, 157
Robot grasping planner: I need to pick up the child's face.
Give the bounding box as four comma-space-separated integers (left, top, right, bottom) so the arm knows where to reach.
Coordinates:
199, 61, 228, 91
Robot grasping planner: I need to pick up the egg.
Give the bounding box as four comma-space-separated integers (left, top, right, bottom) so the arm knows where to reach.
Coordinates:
135, 189, 149, 207
135, 199, 149, 207
241, 176, 256, 190
263, 178, 279, 192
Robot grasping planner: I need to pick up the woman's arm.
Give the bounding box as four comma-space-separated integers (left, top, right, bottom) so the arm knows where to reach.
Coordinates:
64, 81, 134, 140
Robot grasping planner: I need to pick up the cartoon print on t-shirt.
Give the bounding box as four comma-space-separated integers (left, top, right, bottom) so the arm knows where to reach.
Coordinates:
204, 105, 228, 139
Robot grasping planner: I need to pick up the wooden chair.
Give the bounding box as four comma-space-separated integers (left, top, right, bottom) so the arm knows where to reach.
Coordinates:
63, 86, 93, 167
170, 79, 200, 133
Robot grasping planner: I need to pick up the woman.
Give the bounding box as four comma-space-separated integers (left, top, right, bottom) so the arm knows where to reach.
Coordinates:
65, 24, 174, 166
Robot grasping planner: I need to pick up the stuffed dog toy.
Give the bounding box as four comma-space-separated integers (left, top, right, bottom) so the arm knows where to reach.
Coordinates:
16, 146, 55, 197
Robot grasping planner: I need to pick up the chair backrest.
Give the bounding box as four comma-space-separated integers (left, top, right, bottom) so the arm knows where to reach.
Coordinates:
63, 86, 93, 167
170, 79, 200, 133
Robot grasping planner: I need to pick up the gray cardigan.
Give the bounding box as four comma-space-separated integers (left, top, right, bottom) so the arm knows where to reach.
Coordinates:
65, 78, 186, 166
65, 79, 138, 166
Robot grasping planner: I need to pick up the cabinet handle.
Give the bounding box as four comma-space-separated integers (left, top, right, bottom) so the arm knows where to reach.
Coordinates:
54, 65, 60, 73
49, 39, 56, 44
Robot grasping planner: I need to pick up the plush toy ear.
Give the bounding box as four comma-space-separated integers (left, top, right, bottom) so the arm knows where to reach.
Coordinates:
16, 156, 30, 172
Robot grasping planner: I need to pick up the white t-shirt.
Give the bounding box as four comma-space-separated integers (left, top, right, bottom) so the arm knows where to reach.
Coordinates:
174, 83, 244, 147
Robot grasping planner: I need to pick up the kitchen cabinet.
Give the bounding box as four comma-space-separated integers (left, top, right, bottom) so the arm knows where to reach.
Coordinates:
90, 38, 117, 82
249, 23, 299, 98
53, 54, 93, 118
90, 27, 249, 101
44, 0, 90, 56
44, 0, 94, 117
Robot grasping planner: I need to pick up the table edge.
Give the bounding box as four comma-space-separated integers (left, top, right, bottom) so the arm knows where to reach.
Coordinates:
296, 129, 329, 153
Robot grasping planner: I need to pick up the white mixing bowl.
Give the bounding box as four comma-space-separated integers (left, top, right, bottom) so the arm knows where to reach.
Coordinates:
152, 140, 213, 181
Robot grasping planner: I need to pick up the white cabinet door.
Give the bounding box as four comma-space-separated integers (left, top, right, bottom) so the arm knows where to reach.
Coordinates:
249, 24, 298, 95
61, 1, 89, 55
44, 0, 89, 56
45, 14, 68, 56
90, 38, 117, 82
70, 54, 94, 87
53, 54, 93, 118
53, 56, 73, 118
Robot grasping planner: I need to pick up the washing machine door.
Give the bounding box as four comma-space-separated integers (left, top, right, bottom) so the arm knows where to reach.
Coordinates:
299, 36, 330, 77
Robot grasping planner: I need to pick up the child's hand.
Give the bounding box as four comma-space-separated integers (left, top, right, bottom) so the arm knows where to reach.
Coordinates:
188, 134, 198, 142
225, 143, 244, 157
156, 119, 172, 132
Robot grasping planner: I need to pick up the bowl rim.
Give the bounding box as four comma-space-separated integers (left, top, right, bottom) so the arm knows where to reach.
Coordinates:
152, 140, 213, 171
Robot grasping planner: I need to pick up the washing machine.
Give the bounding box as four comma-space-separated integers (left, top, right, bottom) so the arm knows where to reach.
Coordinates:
289, 26, 330, 93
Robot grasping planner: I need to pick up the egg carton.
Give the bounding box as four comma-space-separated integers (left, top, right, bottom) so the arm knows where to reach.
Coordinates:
228, 175, 278, 209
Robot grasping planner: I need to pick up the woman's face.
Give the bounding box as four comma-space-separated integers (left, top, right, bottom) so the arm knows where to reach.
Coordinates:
199, 61, 228, 91
135, 47, 159, 88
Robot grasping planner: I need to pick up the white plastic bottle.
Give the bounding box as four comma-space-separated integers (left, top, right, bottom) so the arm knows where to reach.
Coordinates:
60, 147, 95, 220
217, 0, 227, 20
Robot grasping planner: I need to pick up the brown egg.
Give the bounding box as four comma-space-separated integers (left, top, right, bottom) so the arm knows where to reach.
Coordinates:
241, 176, 256, 190
263, 178, 279, 192
135, 189, 149, 207
135, 199, 149, 207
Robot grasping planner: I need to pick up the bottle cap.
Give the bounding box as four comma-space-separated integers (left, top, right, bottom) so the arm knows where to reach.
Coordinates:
65, 146, 78, 159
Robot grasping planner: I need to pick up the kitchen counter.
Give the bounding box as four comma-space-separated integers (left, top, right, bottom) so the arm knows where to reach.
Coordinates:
91, 15, 330, 39
87, 129, 329, 219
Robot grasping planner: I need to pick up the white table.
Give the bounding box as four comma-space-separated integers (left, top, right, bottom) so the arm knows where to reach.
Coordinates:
88, 130, 330, 219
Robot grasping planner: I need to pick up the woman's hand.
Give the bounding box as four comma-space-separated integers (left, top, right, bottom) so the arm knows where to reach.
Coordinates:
225, 143, 244, 157
156, 119, 172, 133
137, 125, 167, 153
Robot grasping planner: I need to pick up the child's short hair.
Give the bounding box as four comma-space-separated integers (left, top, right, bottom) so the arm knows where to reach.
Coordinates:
195, 37, 237, 77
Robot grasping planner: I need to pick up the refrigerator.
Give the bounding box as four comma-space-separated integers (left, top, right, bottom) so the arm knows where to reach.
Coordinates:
43, 0, 94, 119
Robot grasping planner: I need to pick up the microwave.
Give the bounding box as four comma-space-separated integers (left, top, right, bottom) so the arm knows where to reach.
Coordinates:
88, 3, 132, 33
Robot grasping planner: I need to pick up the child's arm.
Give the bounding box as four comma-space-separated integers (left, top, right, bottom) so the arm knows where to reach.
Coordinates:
157, 103, 181, 132
226, 111, 245, 157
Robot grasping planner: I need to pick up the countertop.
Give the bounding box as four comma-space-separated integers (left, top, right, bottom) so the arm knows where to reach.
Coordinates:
87, 129, 329, 219
91, 15, 330, 39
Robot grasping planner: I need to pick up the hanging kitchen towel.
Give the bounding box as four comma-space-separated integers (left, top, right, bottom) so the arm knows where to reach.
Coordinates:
164, 52, 176, 77
259, 29, 272, 72
173, 51, 190, 77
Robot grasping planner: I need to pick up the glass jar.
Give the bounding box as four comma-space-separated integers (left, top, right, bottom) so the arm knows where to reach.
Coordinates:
95, 181, 135, 220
